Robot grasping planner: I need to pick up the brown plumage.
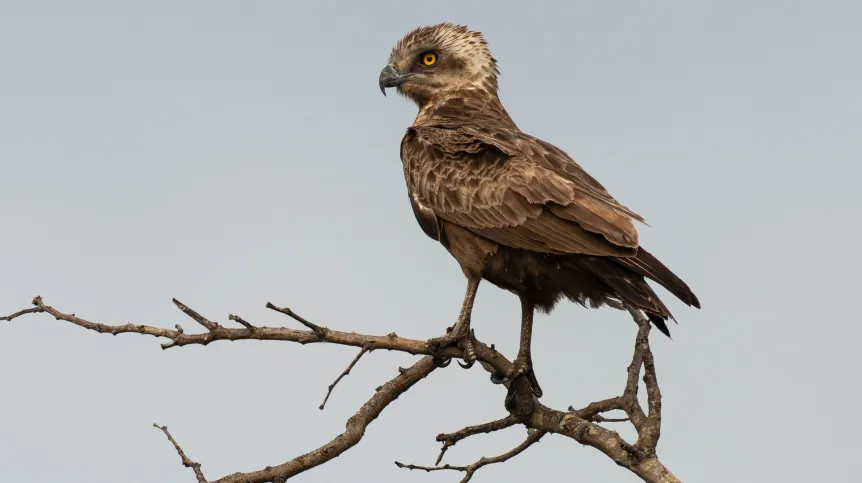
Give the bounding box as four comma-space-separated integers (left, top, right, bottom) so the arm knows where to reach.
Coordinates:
380, 23, 700, 396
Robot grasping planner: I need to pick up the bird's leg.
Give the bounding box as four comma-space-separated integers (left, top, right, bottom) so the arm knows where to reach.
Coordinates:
510, 297, 543, 398
427, 277, 480, 368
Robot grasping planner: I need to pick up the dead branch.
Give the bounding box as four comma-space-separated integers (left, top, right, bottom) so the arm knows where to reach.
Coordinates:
396, 429, 546, 483
627, 306, 663, 452
173, 298, 219, 331
154, 424, 207, 483
265, 302, 328, 338
210, 356, 437, 483
0, 296, 476, 358
228, 314, 255, 331
2, 296, 680, 482
435, 415, 518, 465
319, 343, 374, 410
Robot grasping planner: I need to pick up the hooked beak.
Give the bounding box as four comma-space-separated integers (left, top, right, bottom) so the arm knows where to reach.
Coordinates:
378, 63, 413, 96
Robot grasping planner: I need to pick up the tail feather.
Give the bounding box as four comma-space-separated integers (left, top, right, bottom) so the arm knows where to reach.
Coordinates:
571, 256, 677, 336
613, 247, 701, 309
647, 313, 672, 338
569, 246, 700, 338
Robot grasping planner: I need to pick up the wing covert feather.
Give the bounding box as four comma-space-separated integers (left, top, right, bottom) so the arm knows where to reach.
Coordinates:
400, 123, 642, 256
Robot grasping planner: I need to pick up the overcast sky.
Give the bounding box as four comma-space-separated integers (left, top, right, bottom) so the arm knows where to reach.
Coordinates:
1, 1, 860, 482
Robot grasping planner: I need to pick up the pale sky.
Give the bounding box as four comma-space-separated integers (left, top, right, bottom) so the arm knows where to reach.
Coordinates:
1, 1, 860, 482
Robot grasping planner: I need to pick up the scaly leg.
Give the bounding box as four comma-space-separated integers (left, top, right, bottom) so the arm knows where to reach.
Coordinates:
427, 277, 480, 368
510, 297, 543, 398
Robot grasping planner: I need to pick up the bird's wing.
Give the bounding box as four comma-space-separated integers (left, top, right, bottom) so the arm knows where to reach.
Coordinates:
401, 123, 643, 257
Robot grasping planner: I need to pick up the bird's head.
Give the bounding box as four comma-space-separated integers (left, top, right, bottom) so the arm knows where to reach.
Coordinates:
379, 23, 499, 107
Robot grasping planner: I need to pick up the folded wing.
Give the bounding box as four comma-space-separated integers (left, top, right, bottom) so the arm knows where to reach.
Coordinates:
401, 123, 644, 258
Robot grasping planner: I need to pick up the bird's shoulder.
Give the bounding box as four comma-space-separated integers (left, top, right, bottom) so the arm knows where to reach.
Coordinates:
400, 121, 528, 223
403, 121, 642, 218
399, 119, 644, 251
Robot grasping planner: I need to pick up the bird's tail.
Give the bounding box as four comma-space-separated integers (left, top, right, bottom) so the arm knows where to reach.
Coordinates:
613, 247, 701, 309
569, 247, 700, 338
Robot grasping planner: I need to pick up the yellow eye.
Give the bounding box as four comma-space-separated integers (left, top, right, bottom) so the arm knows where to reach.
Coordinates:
422, 52, 437, 66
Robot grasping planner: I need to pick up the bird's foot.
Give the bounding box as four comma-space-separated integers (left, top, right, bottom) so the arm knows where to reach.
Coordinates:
457, 329, 477, 369
427, 325, 453, 367
509, 357, 543, 398
427, 325, 476, 369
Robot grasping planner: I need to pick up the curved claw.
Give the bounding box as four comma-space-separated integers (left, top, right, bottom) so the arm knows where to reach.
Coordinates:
427, 323, 475, 370
530, 384, 543, 398
510, 359, 543, 399
458, 330, 477, 369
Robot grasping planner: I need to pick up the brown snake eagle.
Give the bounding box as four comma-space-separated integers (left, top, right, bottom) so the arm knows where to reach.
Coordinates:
379, 23, 700, 397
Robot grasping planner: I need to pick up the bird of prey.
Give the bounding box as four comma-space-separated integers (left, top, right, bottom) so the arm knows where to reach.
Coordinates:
379, 23, 700, 397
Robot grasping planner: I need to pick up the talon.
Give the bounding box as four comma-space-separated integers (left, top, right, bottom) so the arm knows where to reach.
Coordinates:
510, 358, 543, 399
428, 338, 450, 368
425, 278, 479, 371
530, 381, 543, 398
457, 331, 477, 369
426, 320, 472, 367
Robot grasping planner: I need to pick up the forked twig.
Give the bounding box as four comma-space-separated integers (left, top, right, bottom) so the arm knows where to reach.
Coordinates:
397, 429, 546, 483
435, 415, 518, 465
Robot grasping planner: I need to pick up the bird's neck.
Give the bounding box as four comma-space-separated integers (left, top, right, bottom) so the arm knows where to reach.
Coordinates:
414, 88, 518, 130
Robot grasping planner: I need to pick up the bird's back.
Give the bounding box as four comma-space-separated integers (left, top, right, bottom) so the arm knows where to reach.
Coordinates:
400, 107, 700, 335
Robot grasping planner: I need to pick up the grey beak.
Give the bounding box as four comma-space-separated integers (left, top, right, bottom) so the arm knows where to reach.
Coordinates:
378, 63, 412, 96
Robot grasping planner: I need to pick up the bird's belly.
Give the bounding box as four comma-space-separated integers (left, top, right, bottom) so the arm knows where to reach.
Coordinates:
481, 246, 614, 313
437, 220, 613, 312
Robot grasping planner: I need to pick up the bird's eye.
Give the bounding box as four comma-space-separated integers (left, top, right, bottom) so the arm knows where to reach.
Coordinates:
421, 52, 437, 66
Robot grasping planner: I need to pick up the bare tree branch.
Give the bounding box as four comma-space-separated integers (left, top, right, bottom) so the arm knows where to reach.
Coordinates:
589, 414, 631, 423
625, 308, 661, 443
265, 302, 328, 338
228, 314, 255, 331
0, 296, 477, 359
0, 305, 42, 321
396, 429, 546, 483
173, 298, 219, 331
154, 424, 207, 483
569, 396, 624, 421
319, 343, 374, 410
208, 357, 437, 483
1, 296, 680, 483
529, 400, 679, 483
435, 415, 518, 465
622, 320, 650, 431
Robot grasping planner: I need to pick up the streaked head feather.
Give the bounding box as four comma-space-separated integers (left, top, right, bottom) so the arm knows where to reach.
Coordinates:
386, 23, 500, 105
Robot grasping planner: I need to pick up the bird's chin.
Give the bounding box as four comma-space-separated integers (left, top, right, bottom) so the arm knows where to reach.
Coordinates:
399, 85, 436, 107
